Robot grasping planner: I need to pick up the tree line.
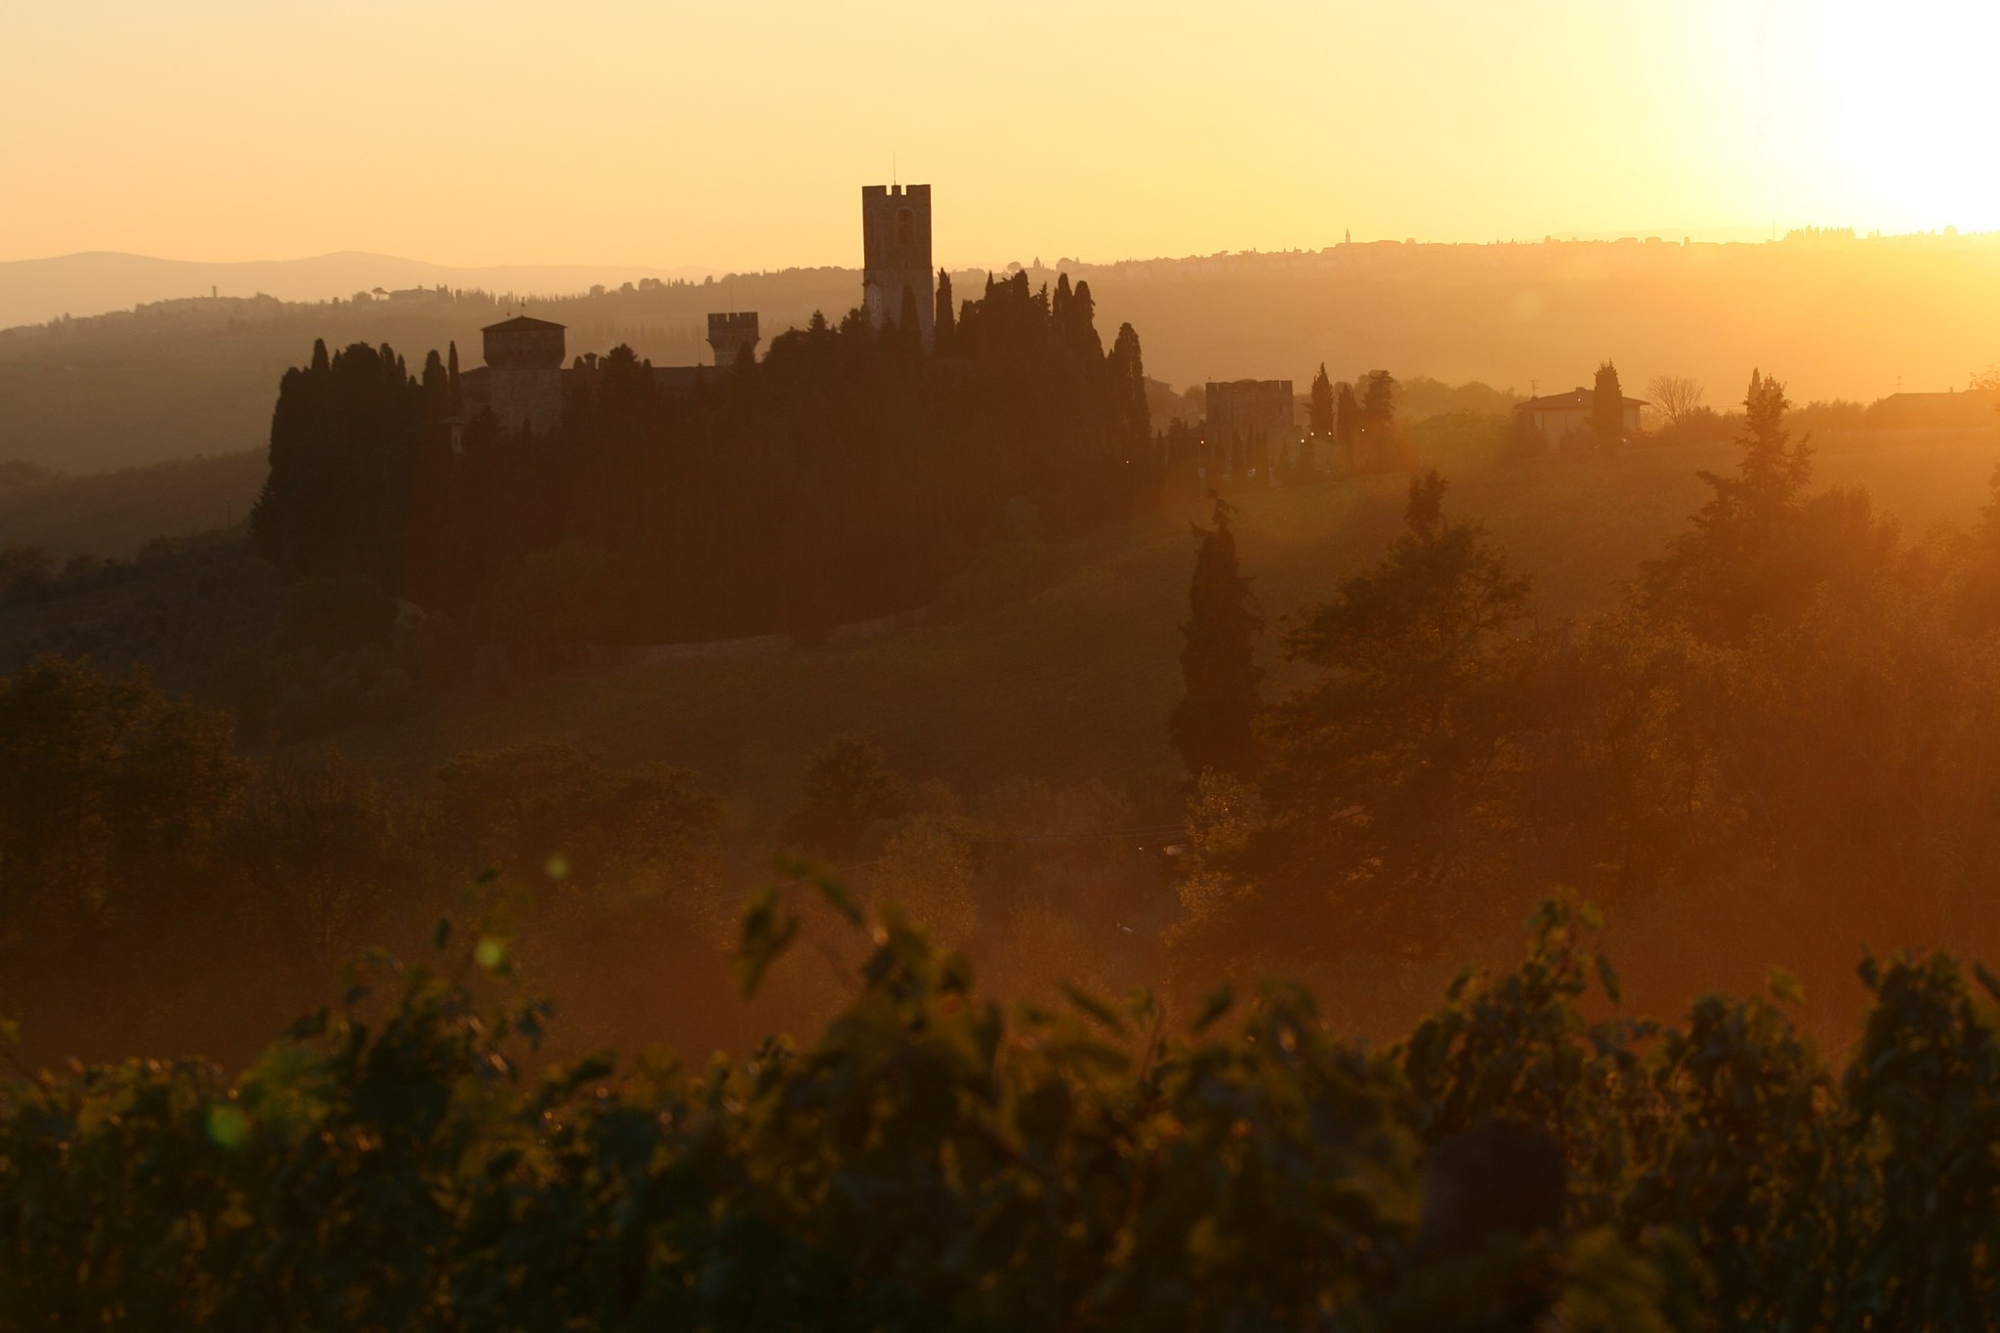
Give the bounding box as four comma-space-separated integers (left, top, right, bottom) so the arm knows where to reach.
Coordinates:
1166, 369, 2000, 1003
249, 272, 1157, 657
0, 650, 731, 1062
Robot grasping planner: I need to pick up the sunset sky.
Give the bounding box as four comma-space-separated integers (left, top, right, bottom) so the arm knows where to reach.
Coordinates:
5, 0, 1996, 270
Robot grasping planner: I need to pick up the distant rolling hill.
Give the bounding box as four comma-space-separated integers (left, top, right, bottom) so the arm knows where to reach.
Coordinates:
9, 233, 2000, 475
0, 272, 856, 473
0, 251, 718, 330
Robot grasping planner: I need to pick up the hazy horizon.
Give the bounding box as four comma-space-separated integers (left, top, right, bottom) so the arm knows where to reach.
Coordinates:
6, 225, 1817, 272
7, 1, 1996, 273
0, 223, 1976, 333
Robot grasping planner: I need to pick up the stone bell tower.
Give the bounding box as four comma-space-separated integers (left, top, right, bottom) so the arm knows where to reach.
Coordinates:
861, 183, 934, 346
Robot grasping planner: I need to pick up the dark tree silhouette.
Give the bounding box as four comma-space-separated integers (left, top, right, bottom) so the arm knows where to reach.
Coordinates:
782, 735, 907, 858
250, 340, 426, 589
895, 285, 925, 358
1357, 371, 1398, 468
1241, 469, 1532, 955
1106, 323, 1151, 456
1591, 360, 1625, 447
932, 268, 956, 355
1310, 364, 1335, 438
257, 276, 1160, 649
1335, 381, 1361, 469
1168, 494, 1264, 779
1641, 369, 1839, 641
1360, 371, 1396, 430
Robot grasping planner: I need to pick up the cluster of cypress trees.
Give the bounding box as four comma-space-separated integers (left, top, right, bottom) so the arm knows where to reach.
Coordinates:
250, 271, 1157, 648
1306, 363, 1398, 470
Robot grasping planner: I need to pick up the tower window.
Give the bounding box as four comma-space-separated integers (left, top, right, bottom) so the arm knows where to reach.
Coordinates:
897, 208, 915, 247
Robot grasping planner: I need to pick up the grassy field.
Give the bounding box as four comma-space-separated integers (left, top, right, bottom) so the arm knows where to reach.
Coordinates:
340, 429, 2000, 825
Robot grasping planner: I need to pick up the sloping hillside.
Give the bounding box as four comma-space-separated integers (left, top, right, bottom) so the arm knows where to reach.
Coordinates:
0, 251, 720, 330
0, 450, 264, 559
339, 431, 2000, 822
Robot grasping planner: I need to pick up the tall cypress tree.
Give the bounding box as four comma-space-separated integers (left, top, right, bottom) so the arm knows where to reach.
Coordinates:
1358, 371, 1397, 468
1168, 493, 1264, 779
1360, 371, 1396, 431
1106, 323, 1150, 454
1057, 277, 1105, 361
932, 269, 956, 355
250, 341, 422, 589
897, 285, 925, 357
1592, 360, 1625, 447
1310, 364, 1335, 437
421, 349, 451, 419
1335, 381, 1360, 469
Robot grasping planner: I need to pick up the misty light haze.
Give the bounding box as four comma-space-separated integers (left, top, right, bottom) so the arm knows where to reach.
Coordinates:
6, 0, 1998, 274
12, 2, 2000, 1327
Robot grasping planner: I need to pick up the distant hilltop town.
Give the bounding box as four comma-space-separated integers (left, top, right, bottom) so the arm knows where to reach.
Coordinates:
462, 184, 940, 434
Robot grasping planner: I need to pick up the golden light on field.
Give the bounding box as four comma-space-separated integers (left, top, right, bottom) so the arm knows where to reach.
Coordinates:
1, 0, 1996, 266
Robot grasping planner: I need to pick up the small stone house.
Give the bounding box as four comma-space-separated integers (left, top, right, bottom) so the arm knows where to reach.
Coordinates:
1514, 386, 1646, 447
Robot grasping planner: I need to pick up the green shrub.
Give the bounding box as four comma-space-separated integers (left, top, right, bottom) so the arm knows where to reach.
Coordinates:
8, 892, 2000, 1329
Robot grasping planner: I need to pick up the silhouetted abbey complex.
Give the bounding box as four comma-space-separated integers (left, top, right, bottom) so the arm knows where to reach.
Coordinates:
862, 184, 934, 346
463, 311, 764, 432
462, 183, 932, 432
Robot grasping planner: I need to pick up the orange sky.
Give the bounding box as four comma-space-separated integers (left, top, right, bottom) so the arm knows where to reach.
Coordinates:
5, 0, 1997, 270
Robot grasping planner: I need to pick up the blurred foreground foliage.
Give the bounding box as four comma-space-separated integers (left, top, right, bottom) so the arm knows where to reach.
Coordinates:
4, 891, 1999, 1331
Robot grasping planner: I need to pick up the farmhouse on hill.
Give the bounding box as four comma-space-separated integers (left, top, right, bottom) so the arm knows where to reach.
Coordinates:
1514, 385, 1646, 447
1869, 387, 2000, 428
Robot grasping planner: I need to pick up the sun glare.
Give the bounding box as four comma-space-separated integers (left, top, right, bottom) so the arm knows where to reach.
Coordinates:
1810, 0, 2000, 231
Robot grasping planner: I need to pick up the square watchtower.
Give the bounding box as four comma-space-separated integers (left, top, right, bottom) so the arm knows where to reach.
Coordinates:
861, 183, 934, 347
479, 315, 566, 432
706, 311, 760, 368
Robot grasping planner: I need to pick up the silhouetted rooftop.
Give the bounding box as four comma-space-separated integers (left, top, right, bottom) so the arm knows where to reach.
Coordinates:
1878, 388, 2000, 406
1516, 388, 1648, 411
482, 315, 566, 333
